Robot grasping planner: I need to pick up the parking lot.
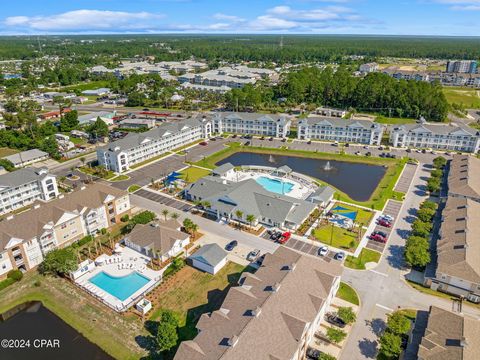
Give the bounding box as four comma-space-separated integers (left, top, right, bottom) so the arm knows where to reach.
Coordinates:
260, 230, 340, 263
135, 188, 193, 212
394, 163, 417, 193
365, 200, 403, 253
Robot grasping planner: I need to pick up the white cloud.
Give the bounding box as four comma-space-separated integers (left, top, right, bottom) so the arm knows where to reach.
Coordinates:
212, 13, 245, 22
434, 0, 480, 10
3, 10, 165, 32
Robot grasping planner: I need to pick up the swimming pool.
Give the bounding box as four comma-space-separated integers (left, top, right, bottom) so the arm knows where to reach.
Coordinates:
256, 176, 294, 195
89, 271, 150, 301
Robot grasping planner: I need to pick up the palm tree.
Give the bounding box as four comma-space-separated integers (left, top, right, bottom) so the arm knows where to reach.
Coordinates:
202, 201, 211, 209
235, 210, 243, 228
80, 157, 86, 167
161, 209, 169, 221
246, 214, 256, 229
171, 212, 180, 221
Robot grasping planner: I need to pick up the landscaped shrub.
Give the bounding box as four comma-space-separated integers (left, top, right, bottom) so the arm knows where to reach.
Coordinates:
7, 269, 23, 281
120, 214, 130, 222
132, 211, 156, 225
0, 278, 16, 291
72, 235, 93, 248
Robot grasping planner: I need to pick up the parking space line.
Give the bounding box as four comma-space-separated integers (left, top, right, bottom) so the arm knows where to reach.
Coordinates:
375, 304, 394, 312
370, 269, 389, 277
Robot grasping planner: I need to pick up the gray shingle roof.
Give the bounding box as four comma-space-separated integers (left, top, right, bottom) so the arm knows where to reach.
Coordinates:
299, 117, 380, 129
175, 247, 342, 360
394, 123, 479, 137
448, 155, 480, 201
3, 149, 48, 166
212, 163, 234, 176
0, 167, 50, 189
190, 243, 227, 267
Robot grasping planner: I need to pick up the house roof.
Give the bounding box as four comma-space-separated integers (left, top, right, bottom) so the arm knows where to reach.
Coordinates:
214, 112, 291, 126
418, 306, 480, 360
448, 155, 480, 201
186, 176, 315, 226
436, 197, 480, 284
394, 123, 479, 137
175, 247, 342, 360
299, 117, 381, 130
308, 186, 335, 203
125, 220, 188, 256
212, 163, 234, 176
0, 183, 127, 251
3, 149, 48, 165
189, 243, 227, 267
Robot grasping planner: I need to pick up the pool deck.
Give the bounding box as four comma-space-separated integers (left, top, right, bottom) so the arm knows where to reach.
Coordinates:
75, 247, 164, 312
225, 170, 314, 200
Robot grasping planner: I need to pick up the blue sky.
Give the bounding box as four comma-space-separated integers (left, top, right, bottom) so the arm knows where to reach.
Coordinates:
0, 0, 478, 36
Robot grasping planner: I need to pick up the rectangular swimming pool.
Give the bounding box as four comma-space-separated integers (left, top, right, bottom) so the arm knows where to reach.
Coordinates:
89, 271, 150, 301
256, 176, 294, 195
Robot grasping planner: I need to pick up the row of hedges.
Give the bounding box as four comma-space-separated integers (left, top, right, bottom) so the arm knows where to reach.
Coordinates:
404, 200, 438, 268
427, 156, 447, 193
378, 311, 413, 360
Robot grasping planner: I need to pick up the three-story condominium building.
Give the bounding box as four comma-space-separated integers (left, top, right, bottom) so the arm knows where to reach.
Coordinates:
97, 117, 212, 173
0, 167, 59, 215
0, 183, 130, 278
174, 246, 342, 360
212, 112, 291, 138
297, 117, 384, 145
390, 123, 480, 153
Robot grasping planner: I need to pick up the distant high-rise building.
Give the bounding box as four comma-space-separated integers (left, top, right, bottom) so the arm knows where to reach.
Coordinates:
446, 60, 477, 74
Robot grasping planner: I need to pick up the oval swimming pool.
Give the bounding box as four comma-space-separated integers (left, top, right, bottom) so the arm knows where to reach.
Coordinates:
255, 176, 294, 195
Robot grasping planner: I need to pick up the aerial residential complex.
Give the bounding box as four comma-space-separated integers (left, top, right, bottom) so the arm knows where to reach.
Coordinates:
174, 246, 342, 360
413, 306, 480, 360
97, 116, 212, 173
297, 117, 384, 145
446, 60, 478, 74
426, 156, 480, 302
213, 112, 292, 138
390, 123, 480, 153
0, 167, 58, 215
0, 183, 130, 278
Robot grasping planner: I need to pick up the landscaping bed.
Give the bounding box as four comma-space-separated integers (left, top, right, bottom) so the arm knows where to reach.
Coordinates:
336, 282, 360, 306
312, 224, 359, 251
344, 248, 381, 270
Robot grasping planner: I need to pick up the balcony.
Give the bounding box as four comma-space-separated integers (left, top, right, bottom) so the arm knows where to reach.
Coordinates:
12, 249, 21, 257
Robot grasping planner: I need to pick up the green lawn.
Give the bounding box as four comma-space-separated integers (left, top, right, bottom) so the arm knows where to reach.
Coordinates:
127, 184, 141, 193
149, 262, 250, 343
192, 143, 406, 210
443, 86, 480, 109
375, 116, 416, 125
344, 248, 381, 270
337, 282, 360, 305
180, 167, 211, 183
331, 202, 374, 225
0, 272, 146, 360
0, 147, 18, 157
313, 224, 358, 250
110, 174, 130, 182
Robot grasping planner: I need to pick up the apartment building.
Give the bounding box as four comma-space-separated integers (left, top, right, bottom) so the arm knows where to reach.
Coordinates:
97, 117, 212, 173
297, 117, 383, 145
3, 149, 49, 167
0, 167, 58, 215
174, 246, 342, 360
0, 183, 130, 278
213, 112, 291, 138
359, 62, 379, 73
390, 123, 480, 153
446, 60, 477, 74
414, 306, 480, 360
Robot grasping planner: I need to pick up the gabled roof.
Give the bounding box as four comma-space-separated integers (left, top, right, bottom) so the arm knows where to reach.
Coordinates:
299, 117, 380, 130
394, 123, 479, 137
174, 247, 342, 360
0, 167, 51, 190
190, 243, 227, 267
418, 306, 480, 360
448, 155, 480, 201
212, 163, 234, 176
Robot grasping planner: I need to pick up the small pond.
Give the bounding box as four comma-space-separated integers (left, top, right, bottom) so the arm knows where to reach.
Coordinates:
0, 302, 113, 360
216, 152, 387, 202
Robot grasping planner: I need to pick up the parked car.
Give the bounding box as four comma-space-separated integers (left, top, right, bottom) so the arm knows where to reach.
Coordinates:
199, 141, 208, 146
271, 231, 282, 241
209, 137, 216, 141
325, 313, 346, 328
406, 148, 412, 153
334, 251, 345, 261
260, 136, 265, 140
378, 146, 384, 150
306, 348, 322, 360
380, 214, 394, 222
377, 219, 392, 228
281, 138, 287, 142
355, 151, 361, 156
370, 233, 386, 243
232, 134, 237, 138
332, 141, 339, 147
247, 249, 260, 261
365, 151, 372, 156
372, 230, 388, 238
277, 232, 291, 244
225, 240, 238, 251
245, 141, 251, 146
318, 246, 329, 256
269, 137, 274, 141
345, 143, 350, 147
307, 140, 312, 144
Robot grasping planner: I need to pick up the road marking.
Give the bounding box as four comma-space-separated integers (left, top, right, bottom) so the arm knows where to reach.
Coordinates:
370, 269, 389, 277
375, 304, 394, 312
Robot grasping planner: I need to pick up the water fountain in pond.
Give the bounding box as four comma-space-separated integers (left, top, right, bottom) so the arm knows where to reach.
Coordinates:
268, 155, 275, 163
324, 161, 332, 171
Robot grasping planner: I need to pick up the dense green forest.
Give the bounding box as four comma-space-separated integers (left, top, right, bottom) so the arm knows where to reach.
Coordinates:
0, 35, 479, 62
225, 67, 449, 121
